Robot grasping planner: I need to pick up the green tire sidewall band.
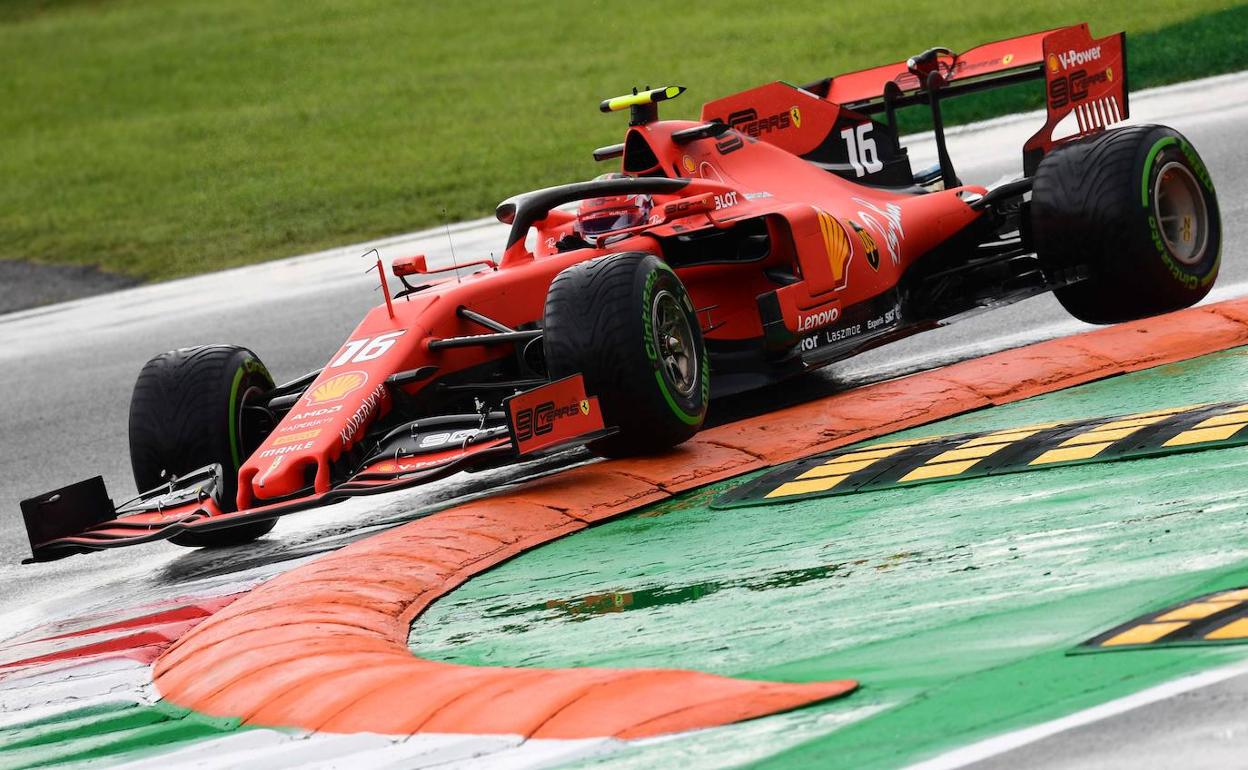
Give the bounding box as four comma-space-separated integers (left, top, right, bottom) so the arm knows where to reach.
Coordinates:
1141, 136, 1178, 207
227, 364, 246, 470
644, 262, 704, 426
1141, 134, 1219, 284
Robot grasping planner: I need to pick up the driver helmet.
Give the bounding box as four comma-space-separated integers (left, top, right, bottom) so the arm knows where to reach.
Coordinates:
575, 173, 653, 238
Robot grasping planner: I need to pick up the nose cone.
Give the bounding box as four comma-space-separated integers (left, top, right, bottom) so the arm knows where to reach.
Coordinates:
237, 430, 325, 509
236, 369, 390, 509
244, 448, 318, 500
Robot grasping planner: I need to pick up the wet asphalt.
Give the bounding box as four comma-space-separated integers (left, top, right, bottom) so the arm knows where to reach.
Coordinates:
0, 72, 1246, 770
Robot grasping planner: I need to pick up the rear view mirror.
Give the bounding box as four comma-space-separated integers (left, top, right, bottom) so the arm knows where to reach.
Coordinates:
662, 193, 717, 221
392, 255, 428, 277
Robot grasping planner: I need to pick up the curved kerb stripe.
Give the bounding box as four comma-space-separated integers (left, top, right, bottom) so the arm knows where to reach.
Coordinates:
154, 299, 1248, 738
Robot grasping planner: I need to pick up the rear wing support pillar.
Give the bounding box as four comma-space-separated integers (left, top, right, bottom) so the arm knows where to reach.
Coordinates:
924, 71, 961, 189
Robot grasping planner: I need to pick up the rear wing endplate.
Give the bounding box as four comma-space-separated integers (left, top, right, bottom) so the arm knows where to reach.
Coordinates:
1023, 25, 1128, 173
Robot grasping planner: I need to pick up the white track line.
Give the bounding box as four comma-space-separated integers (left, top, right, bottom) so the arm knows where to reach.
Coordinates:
905, 658, 1248, 770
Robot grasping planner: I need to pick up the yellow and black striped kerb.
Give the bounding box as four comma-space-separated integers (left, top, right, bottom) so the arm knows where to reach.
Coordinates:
1076, 587, 1248, 652
714, 401, 1248, 508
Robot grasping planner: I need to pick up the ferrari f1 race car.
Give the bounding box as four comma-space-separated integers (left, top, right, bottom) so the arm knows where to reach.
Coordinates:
20, 23, 1220, 561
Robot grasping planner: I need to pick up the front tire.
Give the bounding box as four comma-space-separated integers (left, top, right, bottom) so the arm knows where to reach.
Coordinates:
543, 253, 708, 457
128, 345, 278, 547
1032, 124, 1220, 324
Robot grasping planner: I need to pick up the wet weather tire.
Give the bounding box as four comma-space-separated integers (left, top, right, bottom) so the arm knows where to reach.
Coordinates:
544, 252, 708, 457
128, 345, 278, 547
1032, 124, 1220, 324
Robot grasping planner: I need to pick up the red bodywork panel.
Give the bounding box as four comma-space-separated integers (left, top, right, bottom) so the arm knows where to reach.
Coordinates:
235, 248, 628, 506
236, 110, 985, 502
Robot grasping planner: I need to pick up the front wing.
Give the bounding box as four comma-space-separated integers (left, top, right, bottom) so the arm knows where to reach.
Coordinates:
19, 375, 609, 563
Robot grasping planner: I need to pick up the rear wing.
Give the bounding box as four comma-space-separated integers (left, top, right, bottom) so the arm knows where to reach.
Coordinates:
711, 24, 1127, 177
817, 24, 1128, 174
808, 29, 1057, 111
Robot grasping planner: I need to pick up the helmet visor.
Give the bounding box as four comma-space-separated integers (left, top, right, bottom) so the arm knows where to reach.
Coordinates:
580, 209, 645, 235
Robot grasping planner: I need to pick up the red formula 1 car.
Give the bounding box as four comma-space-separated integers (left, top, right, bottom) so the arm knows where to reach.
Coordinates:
20, 23, 1220, 561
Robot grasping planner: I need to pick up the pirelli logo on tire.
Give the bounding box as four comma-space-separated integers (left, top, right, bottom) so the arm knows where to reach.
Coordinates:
506, 374, 605, 456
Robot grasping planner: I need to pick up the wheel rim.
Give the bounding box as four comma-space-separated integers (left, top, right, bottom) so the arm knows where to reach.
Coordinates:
651, 289, 698, 398
1153, 161, 1209, 266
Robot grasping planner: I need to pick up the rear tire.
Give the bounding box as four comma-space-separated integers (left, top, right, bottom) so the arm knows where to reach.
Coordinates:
128, 345, 278, 547
543, 253, 708, 457
1032, 124, 1220, 324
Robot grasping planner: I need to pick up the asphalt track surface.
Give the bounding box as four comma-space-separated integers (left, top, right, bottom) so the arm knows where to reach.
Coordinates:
0, 72, 1246, 767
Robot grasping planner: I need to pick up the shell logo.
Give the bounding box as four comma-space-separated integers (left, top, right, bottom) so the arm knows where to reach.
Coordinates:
305, 371, 368, 405
681, 155, 696, 173
816, 210, 851, 285
1047, 53, 1059, 74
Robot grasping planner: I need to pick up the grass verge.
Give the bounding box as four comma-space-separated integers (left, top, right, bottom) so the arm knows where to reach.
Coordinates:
2, 0, 1245, 280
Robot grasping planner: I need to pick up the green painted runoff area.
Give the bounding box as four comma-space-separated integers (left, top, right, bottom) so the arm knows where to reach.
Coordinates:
411, 348, 1248, 768
0, 701, 246, 770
